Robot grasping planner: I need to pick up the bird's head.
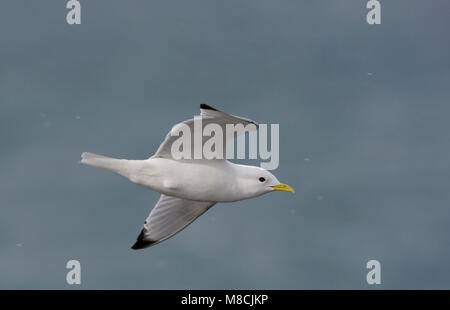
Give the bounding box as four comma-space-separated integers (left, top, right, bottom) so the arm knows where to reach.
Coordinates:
235, 165, 294, 199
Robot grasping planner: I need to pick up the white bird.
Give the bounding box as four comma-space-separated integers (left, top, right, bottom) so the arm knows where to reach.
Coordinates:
81, 104, 294, 249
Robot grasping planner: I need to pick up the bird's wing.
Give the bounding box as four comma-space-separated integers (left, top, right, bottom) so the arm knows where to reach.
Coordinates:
131, 194, 216, 249
152, 104, 258, 160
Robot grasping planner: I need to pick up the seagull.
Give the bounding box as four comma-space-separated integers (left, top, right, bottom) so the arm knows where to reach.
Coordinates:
81, 104, 294, 250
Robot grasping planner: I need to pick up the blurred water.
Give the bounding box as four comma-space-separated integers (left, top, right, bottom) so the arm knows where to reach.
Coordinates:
0, 0, 449, 289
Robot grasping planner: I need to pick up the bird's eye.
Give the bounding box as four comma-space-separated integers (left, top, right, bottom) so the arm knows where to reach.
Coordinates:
259, 177, 266, 182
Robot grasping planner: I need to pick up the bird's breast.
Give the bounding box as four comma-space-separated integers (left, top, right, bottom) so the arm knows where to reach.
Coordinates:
137, 159, 240, 202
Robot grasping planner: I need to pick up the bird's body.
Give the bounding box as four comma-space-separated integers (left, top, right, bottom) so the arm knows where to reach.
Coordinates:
83, 154, 273, 202
81, 104, 293, 249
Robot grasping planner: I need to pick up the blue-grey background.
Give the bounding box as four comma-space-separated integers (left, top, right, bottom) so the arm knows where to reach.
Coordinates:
1, 0, 449, 289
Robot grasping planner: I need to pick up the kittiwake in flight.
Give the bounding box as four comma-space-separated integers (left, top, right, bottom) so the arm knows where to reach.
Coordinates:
81, 104, 294, 250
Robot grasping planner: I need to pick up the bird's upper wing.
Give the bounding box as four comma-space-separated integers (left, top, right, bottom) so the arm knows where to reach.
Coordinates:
131, 194, 216, 249
152, 104, 258, 160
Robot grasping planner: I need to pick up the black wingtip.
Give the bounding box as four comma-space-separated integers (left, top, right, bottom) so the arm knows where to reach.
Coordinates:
200, 103, 219, 111
131, 229, 157, 250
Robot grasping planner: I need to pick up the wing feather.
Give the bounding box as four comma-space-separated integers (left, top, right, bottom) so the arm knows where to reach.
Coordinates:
131, 194, 216, 249
152, 104, 258, 160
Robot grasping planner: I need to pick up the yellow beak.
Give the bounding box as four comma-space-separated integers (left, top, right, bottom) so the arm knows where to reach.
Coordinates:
271, 183, 295, 193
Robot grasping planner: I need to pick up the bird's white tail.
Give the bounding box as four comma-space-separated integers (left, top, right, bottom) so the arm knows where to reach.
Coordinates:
81, 152, 131, 178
